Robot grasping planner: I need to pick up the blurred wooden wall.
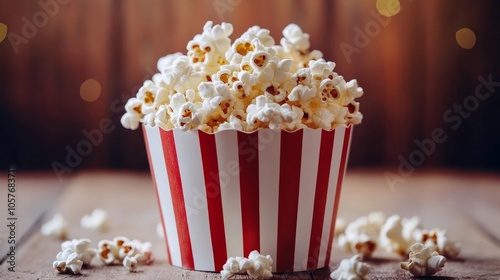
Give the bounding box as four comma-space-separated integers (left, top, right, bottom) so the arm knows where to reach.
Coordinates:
0, 0, 499, 171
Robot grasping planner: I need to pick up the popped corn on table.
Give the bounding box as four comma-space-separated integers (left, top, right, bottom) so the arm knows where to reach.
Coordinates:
1, 169, 500, 279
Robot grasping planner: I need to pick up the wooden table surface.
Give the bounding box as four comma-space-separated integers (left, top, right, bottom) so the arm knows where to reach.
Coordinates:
1, 169, 499, 279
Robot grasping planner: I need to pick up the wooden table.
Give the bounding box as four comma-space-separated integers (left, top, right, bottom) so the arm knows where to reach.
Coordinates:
1, 169, 499, 279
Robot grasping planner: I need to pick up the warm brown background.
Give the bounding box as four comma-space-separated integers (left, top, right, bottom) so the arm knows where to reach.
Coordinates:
0, 0, 499, 172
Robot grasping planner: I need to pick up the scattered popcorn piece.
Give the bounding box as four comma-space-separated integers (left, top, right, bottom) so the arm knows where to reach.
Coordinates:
221, 257, 244, 279
379, 214, 410, 256
123, 256, 139, 272
338, 212, 460, 261
400, 243, 446, 276
156, 222, 164, 238
98, 236, 154, 266
80, 208, 109, 231
220, 250, 273, 279
247, 250, 273, 279
41, 213, 68, 239
330, 254, 370, 280
60, 238, 96, 266
413, 228, 461, 258
401, 216, 422, 245
338, 212, 385, 259
53, 248, 84, 274
53, 239, 97, 274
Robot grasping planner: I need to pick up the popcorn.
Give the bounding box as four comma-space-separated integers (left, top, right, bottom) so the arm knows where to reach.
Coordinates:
413, 228, 461, 258
379, 214, 409, 255
53, 238, 96, 274
330, 254, 370, 280
98, 236, 153, 267
80, 208, 109, 231
41, 213, 68, 239
281, 23, 311, 53
121, 98, 144, 130
221, 257, 243, 279
379, 215, 424, 256
60, 238, 96, 266
220, 250, 273, 279
123, 256, 139, 272
53, 250, 83, 274
400, 243, 446, 276
122, 21, 364, 133
246, 250, 273, 279
338, 212, 386, 259
339, 212, 460, 265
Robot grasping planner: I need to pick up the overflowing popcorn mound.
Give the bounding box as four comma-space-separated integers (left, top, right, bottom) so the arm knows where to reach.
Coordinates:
121, 21, 363, 132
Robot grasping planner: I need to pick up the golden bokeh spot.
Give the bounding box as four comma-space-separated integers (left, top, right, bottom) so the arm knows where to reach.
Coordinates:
456, 28, 476, 49
80, 79, 101, 102
376, 0, 401, 17
0, 22, 7, 43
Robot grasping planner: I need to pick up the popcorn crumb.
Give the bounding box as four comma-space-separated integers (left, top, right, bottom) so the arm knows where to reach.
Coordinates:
400, 243, 446, 276
41, 213, 68, 240
220, 250, 273, 279
330, 254, 370, 280
80, 208, 109, 231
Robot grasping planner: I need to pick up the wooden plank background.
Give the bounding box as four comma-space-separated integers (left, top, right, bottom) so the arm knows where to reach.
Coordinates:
0, 0, 499, 171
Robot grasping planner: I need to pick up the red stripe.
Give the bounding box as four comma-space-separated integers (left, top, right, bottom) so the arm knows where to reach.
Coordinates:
237, 131, 260, 256
198, 131, 228, 270
276, 130, 303, 272
324, 126, 352, 266
160, 129, 195, 269
307, 129, 335, 270
142, 126, 172, 264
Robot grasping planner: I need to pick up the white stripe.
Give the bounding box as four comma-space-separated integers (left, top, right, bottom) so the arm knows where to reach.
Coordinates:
318, 126, 346, 267
145, 126, 182, 267
258, 129, 281, 270
215, 130, 244, 258
345, 126, 353, 165
293, 129, 321, 271
173, 129, 214, 271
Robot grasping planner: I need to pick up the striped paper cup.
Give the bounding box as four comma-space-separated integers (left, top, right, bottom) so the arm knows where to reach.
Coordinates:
143, 125, 353, 272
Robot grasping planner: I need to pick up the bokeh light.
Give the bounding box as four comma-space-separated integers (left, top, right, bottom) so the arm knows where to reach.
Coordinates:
0, 22, 7, 43
456, 28, 476, 49
80, 79, 102, 102
376, 0, 401, 17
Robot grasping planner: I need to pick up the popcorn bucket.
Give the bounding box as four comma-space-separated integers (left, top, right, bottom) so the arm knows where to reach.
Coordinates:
143, 125, 353, 272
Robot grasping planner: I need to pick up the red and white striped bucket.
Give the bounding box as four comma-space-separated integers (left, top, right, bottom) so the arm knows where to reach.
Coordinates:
143, 125, 353, 272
